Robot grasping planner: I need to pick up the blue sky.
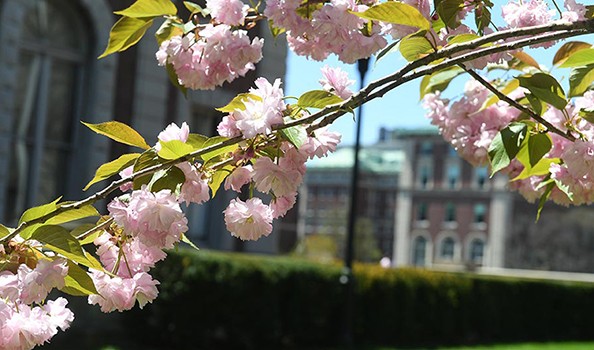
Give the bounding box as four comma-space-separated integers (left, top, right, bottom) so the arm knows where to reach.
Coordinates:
284, 52, 432, 146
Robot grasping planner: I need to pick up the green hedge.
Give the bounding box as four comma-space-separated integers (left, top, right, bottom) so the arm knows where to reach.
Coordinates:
123, 250, 594, 349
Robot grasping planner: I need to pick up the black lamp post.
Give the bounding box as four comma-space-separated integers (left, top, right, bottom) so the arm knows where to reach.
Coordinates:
342, 57, 370, 348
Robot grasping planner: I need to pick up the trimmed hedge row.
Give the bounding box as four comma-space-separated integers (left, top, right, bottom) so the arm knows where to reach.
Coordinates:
124, 250, 594, 349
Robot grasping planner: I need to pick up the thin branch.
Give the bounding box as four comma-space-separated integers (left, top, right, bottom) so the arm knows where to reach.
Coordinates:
459, 64, 576, 141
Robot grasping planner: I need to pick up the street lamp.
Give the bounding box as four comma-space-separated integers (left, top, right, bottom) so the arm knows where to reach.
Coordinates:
342, 57, 370, 348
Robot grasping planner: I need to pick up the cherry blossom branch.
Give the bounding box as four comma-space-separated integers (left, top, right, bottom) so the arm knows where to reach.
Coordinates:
458, 64, 577, 141
4, 20, 594, 243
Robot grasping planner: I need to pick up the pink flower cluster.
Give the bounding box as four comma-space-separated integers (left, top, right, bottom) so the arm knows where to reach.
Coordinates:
0, 256, 74, 349
265, 0, 386, 63
423, 79, 521, 166
218, 77, 286, 138
319, 66, 354, 100
156, 26, 263, 90
206, 0, 249, 26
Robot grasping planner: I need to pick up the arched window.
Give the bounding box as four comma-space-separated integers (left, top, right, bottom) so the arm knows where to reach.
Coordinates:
5, 0, 89, 222
469, 239, 485, 264
412, 236, 427, 266
440, 237, 455, 260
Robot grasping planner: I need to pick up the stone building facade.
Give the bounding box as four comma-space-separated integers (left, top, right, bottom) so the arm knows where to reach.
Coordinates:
0, 0, 287, 253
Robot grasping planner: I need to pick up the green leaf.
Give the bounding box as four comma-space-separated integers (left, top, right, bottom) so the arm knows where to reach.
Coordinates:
436, 0, 464, 29
569, 64, 594, 97
579, 108, 594, 123
480, 79, 519, 111
280, 126, 308, 148
114, 0, 177, 18
0, 224, 10, 240
526, 133, 552, 167
446, 33, 481, 46
200, 136, 238, 163
61, 260, 98, 296
216, 93, 262, 113
399, 34, 434, 62
553, 178, 574, 202
517, 73, 567, 110
98, 17, 154, 59
431, 14, 446, 33
297, 90, 343, 109
269, 20, 286, 38
19, 223, 42, 240
82, 121, 151, 150
419, 66, 464, 98
187, 133, 208, 149
474, 0, 492, 34
558, 48, 594, 68
46, 205, 100, 225
133, 149, 160, 190
31, 225, 95, 268
536, 181, 554, 221
351, 2, 430, 30
553, 41, 592, 66
375, 41, 400, 65
181, 233, 200, 251
209, 165, 233, 197
155, 18, 183, 45
165, 63, 188, 97
158, 140, 195, 160
19, 198, 61, 225
151, 166, 185, 192
71, 223, 101, 245
488, 123, 527, 175
512, 51, 541, 70
183, 1, 204, 14
84, 153, 140, 191
524, 93, 546, 116
511, 158, 558, 181
295, 0, 324, 19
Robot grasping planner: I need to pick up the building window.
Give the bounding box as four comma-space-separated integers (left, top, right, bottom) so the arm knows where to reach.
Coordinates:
5, 0, 89, 223
445, 162, 460, 189
475, 166, 489, 190
444, 202, 456, 222
417, 202, 428, 221
469, 239, 485, 264
440, 237, 455, 260
474, 204, 486, 223
420, 141, 433, 155
412, 236, 428, 266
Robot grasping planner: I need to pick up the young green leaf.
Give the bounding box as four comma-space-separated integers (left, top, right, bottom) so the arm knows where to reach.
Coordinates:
480, 79, 519, 111
558, 48, 594, 68
61, 260, 98, 296
151, 166, 186, 193
82, 121, 151, 150
569, 64, 594, 97
474, 0, 492, 34
0, 224, 10, 240
209, 165, 234, 197
158, 140, 195, 160
31, 225, 95, 269
166, 63, 188, 97
536, 181, 554, 221
84, 153, 141, 191
553, 41, 592, 66
280, 126, 308, 148
181, 233, 200, 251
512, 51, 541, 70
216, 93, 262, 113
19, 198, 61, 225
351, 2, 430, 30
517, 73, 567, 110
155, 18, 183, 45
488, 123, 527, 175
98, 17, 154, 59
297, 90, 343, 109
436, 0, 465, 29
579, 108, 594, 123
399, 34, 434, 62
200, 136, 238, 163
46, 205, 100, 225
114, 0, 178, 18
419, 66, 464, 99
375, 41, 400, 65
526, 133, 552, 167
133, 149, 160, 190
71, 223, 102, 245
183, 1, 205, 14
446, 33, 481, 46
511, 158, 558, 181
268, 20, 286, 38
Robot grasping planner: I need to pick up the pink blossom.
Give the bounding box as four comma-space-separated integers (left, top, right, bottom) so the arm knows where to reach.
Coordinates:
562, 140, 594, 178
224, 198, 274, 240
502, 0, 555, 28
562, 0, 586, 22
177, 162, 210, 205
133, 272, 160, 309
155, 122, 190, 151
95, 233, 166, 278
319, 66, 354, 99
300, 127, 342, 159
43, 297, 75, 332
18, 259, 68, 304
252, 157, 302, 197
217, 116, 241, 138
271, 193, 297, 218
88, 270, 136, 312
118, 165, 134, 192
0, 271, 19, 301
206, 0, 249, 25
224, 165, 253, 192
156, 27, 263, 90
